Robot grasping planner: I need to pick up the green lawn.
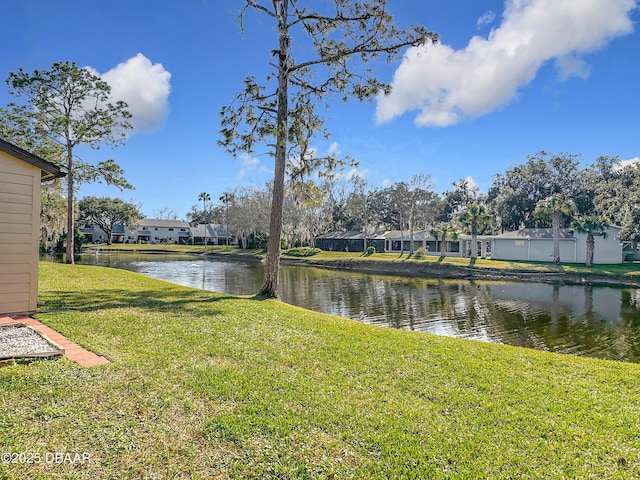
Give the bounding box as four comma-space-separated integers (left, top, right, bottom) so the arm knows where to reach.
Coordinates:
88, 243, 232, 254
2, 263, 638, 478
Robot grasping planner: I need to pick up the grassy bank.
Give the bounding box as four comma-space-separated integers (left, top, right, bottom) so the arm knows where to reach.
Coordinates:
87, 243, 640, 283
0, 263, 639, 478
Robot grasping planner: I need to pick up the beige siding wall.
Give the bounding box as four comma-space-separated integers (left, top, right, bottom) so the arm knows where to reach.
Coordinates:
0, 151, 40, 315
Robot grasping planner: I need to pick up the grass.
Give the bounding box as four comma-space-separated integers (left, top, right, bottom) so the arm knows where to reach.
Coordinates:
282, 247, 322, 257
87, 243, 229, 254
1, 263, 639, 478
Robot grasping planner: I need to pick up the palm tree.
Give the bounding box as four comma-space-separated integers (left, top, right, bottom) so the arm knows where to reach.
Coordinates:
458, 203, 492, 260
198, 192, 211, 247
430, 222, 460, 258
533, 195, 576, 265
572, 216, 610, 267
220, 191, 234, 250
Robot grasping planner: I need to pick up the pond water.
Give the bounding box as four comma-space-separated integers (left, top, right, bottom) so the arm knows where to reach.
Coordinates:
76, 253, 640, 363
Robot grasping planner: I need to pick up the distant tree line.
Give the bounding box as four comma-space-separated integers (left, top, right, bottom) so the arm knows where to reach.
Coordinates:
22, 147, 640, 265
180, 151, 640, 262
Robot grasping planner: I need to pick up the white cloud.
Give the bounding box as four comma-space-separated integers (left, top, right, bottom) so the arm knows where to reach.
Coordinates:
464, 176, 479, 191
618, 157, 640, 169
238, 153, 260, 179
477, 10, 496, 27
346, 167, 370, 180
89, 53, 171, 134
238, 153, 270, 179
376, 0, 636, 127
328, 141, 340, 155
555, 55, 591, 81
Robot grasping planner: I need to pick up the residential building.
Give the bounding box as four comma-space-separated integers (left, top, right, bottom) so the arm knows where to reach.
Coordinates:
384, 230, 463, 256
190, 223, 233, 245
0, 137, 65, 315
491, 227, 624, 264
80, 220, 234, 245
315, 231, 387, 252
136, 219, 192, 244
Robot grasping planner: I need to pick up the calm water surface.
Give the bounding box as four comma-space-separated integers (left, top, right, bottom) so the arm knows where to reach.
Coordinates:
78, 253, 640, 363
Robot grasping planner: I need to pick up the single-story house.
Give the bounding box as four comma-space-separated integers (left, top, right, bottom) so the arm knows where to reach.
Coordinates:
491, 227, 624, 264
384, 230, 462, 255
312, 226, 626, 264
317, 229, 491, 257
315, 231, 387, 252
0, 137, 65, 315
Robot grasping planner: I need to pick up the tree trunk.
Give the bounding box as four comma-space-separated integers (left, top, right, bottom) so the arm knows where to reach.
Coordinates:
470, 233, 478, 260
440, 234, 446, 257
362, 199, 368, 252
399, 211, 404, 255
552, 211, 561, 265
65, 142, 75, 264
586, 233, 595, 267
258, 0, 289, 299
409, 224, 415, 254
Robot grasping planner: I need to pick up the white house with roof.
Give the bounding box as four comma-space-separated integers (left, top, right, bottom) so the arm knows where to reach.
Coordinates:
490, 227, 624, 264
318, 226, 625, 264
190, 223, 232, 245
384, 230, 465, 256
316, 229, 493, 257
81, 219, 191, 244
135, 219, 192, 244
80, 220, 234, 245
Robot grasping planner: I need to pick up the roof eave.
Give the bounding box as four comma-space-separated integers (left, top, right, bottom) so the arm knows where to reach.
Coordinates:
0, 137, 66, 180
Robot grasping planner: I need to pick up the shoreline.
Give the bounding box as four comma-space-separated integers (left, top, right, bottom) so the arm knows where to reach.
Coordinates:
279, 256, 640, 288
82, 246, 640, 288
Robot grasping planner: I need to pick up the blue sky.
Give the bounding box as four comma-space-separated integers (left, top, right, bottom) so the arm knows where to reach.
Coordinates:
2, 0, 638, 219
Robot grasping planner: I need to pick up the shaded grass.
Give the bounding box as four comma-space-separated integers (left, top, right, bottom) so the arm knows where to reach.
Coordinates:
2, 263, 639, 478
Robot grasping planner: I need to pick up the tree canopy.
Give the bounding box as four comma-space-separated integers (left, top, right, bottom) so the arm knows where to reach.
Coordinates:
219, 0, 437, 298
6, 61, 133, 262
78, 196, 142, 245
487, 152, 584, 230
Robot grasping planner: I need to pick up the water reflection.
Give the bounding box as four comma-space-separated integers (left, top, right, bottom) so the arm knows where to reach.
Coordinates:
76, 254, 640, 363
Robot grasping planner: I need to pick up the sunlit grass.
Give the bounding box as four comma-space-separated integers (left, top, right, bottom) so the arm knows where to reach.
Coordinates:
88, 242, 225, 253
0, 263, 639, 478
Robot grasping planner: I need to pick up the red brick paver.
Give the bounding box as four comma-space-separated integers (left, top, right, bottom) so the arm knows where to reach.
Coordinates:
0, 316, 109, 367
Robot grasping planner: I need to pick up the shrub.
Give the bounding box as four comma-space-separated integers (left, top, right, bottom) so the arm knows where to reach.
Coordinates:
249, 233, 268, 250
364, 246, 376, 256
283, 247, 321, 257
413, 246, 428, 260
